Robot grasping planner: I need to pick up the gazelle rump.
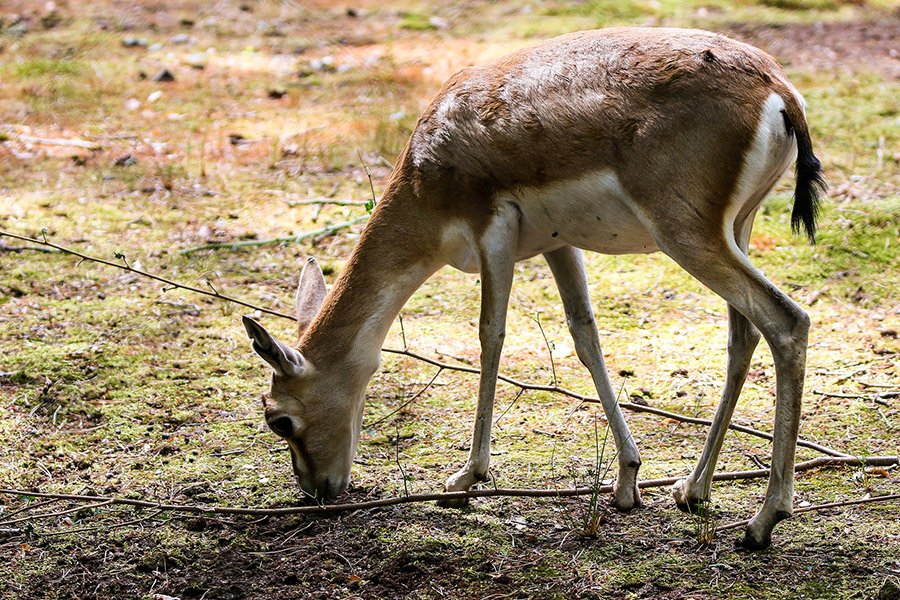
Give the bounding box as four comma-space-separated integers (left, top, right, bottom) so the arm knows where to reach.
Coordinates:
243, 27, 825, 549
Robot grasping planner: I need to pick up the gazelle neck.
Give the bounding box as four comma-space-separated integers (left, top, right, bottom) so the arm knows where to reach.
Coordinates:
299, 180, 442, 376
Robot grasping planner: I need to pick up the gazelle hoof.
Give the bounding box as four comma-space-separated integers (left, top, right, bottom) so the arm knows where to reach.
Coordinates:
671, 478, 704, 514
437, 496, 470, 509
738, 528, 771, 550
612, 481, 641, 512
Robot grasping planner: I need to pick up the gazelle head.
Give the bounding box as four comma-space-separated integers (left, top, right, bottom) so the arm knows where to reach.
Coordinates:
242, 258, 363, 501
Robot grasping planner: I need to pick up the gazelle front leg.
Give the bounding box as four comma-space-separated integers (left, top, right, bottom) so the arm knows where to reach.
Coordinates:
544, 246, 642, 510
441, 207, 518, 507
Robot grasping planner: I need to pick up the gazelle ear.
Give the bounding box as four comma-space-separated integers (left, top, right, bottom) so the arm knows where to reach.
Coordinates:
242, 316, 307, 378
296, 257, 327, 336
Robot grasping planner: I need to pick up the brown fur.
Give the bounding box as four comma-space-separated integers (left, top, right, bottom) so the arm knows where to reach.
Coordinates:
301, 27, 808, 364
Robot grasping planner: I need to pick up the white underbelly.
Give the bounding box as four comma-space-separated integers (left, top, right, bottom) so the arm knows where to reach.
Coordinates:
503, 169, 658, 258
438, 170, 657, 274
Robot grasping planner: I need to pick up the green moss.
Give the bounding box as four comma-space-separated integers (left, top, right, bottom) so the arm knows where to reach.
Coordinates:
11, 58, 84, 79
399, 12, 439, 31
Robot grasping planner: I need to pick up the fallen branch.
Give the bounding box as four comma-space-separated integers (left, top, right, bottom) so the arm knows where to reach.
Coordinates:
0, 229, 852, 459
0, 499, 113, 526
0, 240, 59, 254
0, 456, 894, 519
2, 130, 100, 150
179, 215, 369, 255
286, 199, 369, 207
814, 389, 897, 406
716, 492, 900, 533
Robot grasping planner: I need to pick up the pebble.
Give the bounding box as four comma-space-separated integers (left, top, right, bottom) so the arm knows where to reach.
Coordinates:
122, 36, 148, 48
185, 53, 207, 69
152, 69, 175, 82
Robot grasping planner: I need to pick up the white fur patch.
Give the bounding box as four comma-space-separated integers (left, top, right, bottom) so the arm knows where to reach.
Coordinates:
500, 169, 657, 257
723, 92, 797, 252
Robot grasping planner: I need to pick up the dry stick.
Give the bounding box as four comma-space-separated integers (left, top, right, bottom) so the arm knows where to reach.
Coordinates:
814, 389, 897, 405
0, 499, 113, 526
0, 498, 63, 521
0, 456, 895, 519
382, 347, 850, 458
180, 215, 370, 255
0, 242, 58, 254
716, 493, 900, 533
0, 230, 294, 321
0, 229, 850, 458
2, 131, 100, 150
367, 367, 444, 427
36, 509, 167, 538
286, 199, 369, 207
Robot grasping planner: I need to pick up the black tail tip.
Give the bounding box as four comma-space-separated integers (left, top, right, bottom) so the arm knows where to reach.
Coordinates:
791, 154, 827, 244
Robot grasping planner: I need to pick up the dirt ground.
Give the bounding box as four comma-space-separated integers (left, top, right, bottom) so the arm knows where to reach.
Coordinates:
0, 1, 897, 599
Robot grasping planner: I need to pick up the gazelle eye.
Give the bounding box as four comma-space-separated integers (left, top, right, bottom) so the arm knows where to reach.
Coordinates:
269, 416, 295, 437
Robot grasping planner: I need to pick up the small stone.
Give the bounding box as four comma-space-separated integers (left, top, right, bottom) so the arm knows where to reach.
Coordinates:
121, 36, 148, 48
185, 53, 207, 69
170, 33, 191, 44
124, 97, 140, 110
267, 88, 286, 99
152, 69, 175, 82
309, 56, 335, 72
114, 154, 136, 167
429, 16, 449, 29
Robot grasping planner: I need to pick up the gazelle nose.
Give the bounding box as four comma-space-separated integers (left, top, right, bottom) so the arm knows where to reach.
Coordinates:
267, 415, 295, 438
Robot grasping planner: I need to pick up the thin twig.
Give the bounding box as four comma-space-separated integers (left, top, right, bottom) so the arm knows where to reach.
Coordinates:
36, 509, 167, 537
494, 388, 526, 428
179, 216, 369, 254
0, 456, 894, 518
366, 367, 443, 427
357, 150, 377, 214
0, 499, 113, 526
395, 425, 410, 498
382, 347, 850, 458
286, 199, 369, 207
857, 381, 897, 390
716, 493, 900, 533
532, 313, 557, 386
0, 498, 64, 521
814, 389, 897, 406
0, 242, 59, 253
0, 230, 294, 320
2, 130, 100, 150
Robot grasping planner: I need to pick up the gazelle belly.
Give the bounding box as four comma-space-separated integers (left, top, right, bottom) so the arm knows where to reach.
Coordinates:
502, 169, 658, 258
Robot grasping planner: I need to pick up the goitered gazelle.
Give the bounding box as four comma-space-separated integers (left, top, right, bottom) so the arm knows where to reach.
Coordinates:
243, 27, 826, 549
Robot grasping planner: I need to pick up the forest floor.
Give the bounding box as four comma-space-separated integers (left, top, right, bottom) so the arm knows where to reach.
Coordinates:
0, 1, 898, 598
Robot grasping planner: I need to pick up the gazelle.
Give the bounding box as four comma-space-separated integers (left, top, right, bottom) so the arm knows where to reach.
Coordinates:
243, 27, 825, 549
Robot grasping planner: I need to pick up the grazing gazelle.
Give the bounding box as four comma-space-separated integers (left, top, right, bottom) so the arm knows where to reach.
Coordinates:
243, 27, 825, 549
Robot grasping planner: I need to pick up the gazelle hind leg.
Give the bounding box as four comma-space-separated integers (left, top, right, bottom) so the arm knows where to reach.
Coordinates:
672, 217, 761, 512
653, 227, 808, 549
672, 306, 760, 512
441, 205, 518, 507
544, 246, 641, 511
